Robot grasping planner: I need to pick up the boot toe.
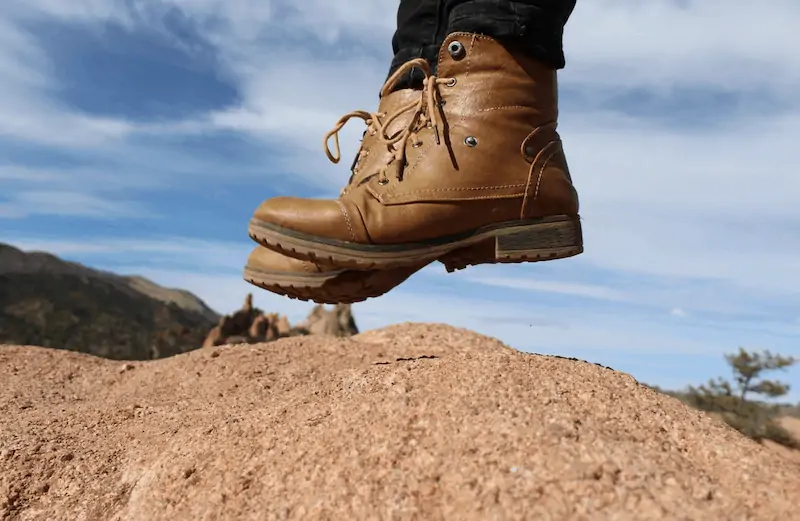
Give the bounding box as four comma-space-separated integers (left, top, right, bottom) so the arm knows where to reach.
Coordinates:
246, 246, 326, 274
252, 196, 360, 243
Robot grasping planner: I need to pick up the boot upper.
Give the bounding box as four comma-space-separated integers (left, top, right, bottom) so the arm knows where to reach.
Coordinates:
255, 32, 579, 245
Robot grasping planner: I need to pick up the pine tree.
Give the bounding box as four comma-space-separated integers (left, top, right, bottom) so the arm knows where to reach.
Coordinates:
687, 348, 797, 448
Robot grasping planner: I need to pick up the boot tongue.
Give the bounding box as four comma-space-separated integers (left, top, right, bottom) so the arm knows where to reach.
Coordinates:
377, 87, 422, 140
338, 89, 421, 194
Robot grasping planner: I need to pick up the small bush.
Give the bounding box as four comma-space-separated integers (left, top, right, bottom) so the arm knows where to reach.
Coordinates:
686, 348, 798, 449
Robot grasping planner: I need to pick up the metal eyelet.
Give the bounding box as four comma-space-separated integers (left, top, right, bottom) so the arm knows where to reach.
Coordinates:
377, 178, 389, 185
445, 78, 457, 87
464, 136, 478, 147
448, 41, 465, 60
412, 141, 423, 148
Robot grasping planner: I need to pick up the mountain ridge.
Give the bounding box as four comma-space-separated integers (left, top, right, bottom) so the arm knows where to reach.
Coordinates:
0, 242, 218, 360
0, 243, 219, 321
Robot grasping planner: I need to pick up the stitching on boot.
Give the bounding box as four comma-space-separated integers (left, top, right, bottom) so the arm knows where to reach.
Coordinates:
401, 184, 525, 194
384, 184, 527, 202
532, 148, 558, 204
436, 31, 486, 65
521, 137, 558, 219
336, 200, 356, 241
529, 145, 559, 218
477, 105, 528, 112
464, 34, 474, 84
520, 126, 544, 218
397, 139, 432, 194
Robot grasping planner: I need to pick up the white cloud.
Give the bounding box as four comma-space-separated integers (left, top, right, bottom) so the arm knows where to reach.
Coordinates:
467, 276, 628, 302
0, 191, 151, 219
0, 12, 139, 148
564, 0, 800, 97
15, 0, 797, 97
8, 0, 130, 22
0, 164, 162, 189
7, 237, 252, 272
671, 308, 687, 318
461, 259, 800, 322
3, 0, 799, 150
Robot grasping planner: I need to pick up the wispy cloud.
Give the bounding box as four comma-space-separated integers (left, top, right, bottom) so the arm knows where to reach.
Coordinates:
8, 236, 251, 272
0, 191, 151, 219
467, 277, 628, 302
564, 0, 800, 97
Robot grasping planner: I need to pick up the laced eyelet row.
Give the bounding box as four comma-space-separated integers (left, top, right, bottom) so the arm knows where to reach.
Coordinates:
323, 58, 457, 187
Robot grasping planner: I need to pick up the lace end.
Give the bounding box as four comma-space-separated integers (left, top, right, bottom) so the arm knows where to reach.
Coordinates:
323, 132, 341, 164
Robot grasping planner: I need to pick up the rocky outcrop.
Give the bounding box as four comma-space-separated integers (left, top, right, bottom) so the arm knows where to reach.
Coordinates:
201, 294, 358, 348
294, 303, 359, 337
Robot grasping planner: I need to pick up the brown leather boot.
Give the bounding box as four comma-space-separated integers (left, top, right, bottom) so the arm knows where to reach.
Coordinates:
250, 32, 582, 269
244, 85, 500, 303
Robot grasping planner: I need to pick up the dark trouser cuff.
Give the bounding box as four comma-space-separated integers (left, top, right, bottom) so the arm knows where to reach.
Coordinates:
447, 0, 569, 70
385, 0, 574, 94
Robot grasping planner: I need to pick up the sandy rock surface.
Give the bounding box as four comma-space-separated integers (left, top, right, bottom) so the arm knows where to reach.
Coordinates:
1, 323, 798, 521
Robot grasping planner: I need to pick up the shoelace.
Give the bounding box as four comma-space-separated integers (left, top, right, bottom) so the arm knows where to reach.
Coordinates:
323, 109, 386, 165
322, 58, 454, 186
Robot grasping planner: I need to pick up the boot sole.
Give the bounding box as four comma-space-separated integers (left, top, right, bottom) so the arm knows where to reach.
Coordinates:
248, 215, 583, 270
242, 241, 499, 304
243, 263, 423, 304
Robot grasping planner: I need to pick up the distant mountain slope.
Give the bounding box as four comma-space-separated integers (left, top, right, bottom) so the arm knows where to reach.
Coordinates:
0, 243, 219, 360
0, 243, 219, 320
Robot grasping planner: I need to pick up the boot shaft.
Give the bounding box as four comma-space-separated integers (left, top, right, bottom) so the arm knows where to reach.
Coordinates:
328, 32, 579, 245
363, 32, 577, 219
436, 33, 559, 125
249, 32, 583, 262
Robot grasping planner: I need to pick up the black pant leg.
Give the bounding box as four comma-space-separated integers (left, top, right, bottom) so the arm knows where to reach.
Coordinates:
387, 0, 443, 90
386, 0, 575, 92
443, 0, 577, 69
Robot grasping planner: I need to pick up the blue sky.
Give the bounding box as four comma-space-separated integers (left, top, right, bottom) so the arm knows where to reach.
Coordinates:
2, 0, 800, 399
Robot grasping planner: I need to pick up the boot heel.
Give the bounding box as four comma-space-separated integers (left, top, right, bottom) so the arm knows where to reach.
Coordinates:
494, 217, 582, 262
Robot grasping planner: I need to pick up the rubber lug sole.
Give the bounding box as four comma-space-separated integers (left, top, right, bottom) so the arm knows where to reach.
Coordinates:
243, 264, 422, 304
248, 215, 583, 271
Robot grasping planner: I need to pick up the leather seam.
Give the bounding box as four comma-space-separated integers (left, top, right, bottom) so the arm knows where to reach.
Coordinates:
520, 127, 544, 218
336, 200, 356, 241
385, 184, 527, 199
478, 105, 528, 112
393, 194, 523, 202
350, 202, 374, 244
529, 146, 559, 217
